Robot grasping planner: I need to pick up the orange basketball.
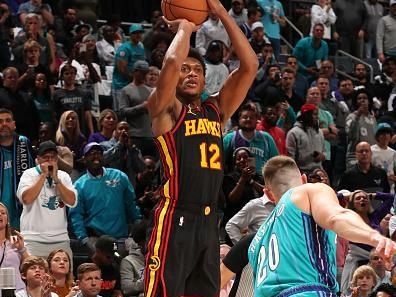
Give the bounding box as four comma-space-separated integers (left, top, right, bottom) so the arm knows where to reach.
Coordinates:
161, 0, 209, 25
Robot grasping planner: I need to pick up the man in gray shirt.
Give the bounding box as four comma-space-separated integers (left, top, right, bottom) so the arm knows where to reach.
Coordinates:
119, 60, 157, 159
376, 0, 396, 62
225, 194, 274, 244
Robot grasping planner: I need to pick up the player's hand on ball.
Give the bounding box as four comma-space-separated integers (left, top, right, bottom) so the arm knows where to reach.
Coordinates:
162, 17, 200, 33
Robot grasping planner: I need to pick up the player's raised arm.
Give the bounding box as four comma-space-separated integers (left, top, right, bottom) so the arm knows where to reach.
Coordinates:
146, 19, 198, 120
305, 183, 396, 259
207, 0, 258, 124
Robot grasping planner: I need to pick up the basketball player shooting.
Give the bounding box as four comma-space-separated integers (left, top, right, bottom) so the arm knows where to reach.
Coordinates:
248, 156, 396, 297
143, 0, 258, 296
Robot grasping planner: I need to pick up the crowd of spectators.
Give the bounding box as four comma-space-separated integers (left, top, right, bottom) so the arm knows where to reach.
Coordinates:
0, 0, 395, 296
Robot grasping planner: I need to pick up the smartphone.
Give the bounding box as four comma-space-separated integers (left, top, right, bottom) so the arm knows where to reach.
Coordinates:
79, 43, 87, 53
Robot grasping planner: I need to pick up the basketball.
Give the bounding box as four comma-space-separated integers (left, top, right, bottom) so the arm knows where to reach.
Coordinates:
161, 0, 209, 25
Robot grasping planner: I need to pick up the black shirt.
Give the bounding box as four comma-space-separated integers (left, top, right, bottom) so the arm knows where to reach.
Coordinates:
338, 164, 390, 193
222, 233, 255, 297
99, 263, 121, 297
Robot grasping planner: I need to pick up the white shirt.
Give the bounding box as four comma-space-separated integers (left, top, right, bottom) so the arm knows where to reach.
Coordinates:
371, 144, 396, 192
16, 167, 77, 243
195, 19, 231, 56
225, 195, 275, 244
204, 62, 229, 95
96, 39, 120, 66
310, 4, 337, 40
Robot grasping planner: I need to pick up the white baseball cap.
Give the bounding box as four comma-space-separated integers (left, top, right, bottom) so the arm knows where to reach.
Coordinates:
251, 21, 264, 31
389, 215, 396, 238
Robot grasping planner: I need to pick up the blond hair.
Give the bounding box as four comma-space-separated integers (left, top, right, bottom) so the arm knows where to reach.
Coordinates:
56, 110, 82, 145
98, 109, 118, 131
263, 156, 301, 197
0, 203, 11, 240
351, 265, 377, 288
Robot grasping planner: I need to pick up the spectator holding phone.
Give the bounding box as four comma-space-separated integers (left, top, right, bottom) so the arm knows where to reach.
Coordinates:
16, 140, 77, 259
0, 202, 28, 294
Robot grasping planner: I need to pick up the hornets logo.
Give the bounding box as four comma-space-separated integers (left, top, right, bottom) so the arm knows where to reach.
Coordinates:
149, 256, 161, 271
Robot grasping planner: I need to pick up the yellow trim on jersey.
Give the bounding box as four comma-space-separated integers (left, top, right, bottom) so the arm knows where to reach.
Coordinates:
146, 136, 173, 297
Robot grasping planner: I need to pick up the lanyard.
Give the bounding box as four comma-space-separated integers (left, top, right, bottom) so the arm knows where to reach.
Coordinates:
0, 241, 7, 267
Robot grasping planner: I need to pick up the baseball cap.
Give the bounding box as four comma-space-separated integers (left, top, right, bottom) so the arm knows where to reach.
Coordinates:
95, 235, 120, 258
129, 23, 144, 34
251, 21, 264, 31
232, 0, 243, 4
390, 0, 396, 6
38, 141, 58, 156
375, 122, 393, 136
207, 40, 222, 52
133, 60, 150, 71
83, 142, 103, 156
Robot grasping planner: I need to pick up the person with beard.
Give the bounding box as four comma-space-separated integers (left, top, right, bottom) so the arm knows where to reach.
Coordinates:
345, 89, 377, 169
228, 0, 247, 26
286, 103, 326, 174
204, 40, 229, 95
353, 63, 376, 99
68, 142, 142, 255
256, 105, 286, 155
0, 108, 35, 229
223, 104, 279, 174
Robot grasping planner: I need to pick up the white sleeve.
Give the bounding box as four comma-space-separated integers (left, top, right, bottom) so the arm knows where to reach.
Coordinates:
16, 169, 35, 203
225, 200, 256, 244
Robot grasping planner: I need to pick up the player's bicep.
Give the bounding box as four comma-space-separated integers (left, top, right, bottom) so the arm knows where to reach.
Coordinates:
308, 184, 345, 230
146, 57, 180, 118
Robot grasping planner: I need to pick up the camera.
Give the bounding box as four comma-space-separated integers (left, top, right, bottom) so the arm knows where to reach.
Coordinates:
274, 72, 282, 82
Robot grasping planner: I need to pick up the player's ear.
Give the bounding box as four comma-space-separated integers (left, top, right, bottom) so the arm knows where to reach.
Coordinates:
264, 187, 275, 203
301, 173, 308, 184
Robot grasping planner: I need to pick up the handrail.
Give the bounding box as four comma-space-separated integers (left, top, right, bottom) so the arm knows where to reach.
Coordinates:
335, 50, 374, 83
283, 16, 303, 40
280, 35, 294, 51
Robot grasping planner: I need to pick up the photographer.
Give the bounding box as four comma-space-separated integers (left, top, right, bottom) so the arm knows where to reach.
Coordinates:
254, 64, 283, 111
16, 140, 77, 259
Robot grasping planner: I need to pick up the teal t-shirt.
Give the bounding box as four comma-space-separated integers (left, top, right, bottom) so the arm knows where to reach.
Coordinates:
248, 189, 338, 297
1, 148, 19, 229
112, 41, 146, 90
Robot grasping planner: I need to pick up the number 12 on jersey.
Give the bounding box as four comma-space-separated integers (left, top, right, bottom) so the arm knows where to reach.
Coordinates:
199, 142, 221, 170
256, 234, 280, 287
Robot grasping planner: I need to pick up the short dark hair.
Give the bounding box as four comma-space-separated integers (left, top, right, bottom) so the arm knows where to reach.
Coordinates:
369, 283, 396, 297
313, 23, 324, 30
0, 108, 14, 119
338, 77, 353, 87
265, 64, 281, 76
281, 66, 296, 76
238, 103, 257, 118
354, 62, 366, 71
77, 263, 101, 280
187, 48, 206, 76
247, 6, 259, 18
60, 64, 77, 77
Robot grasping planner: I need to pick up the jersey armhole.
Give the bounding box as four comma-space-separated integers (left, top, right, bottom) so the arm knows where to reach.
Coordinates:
169, 105, 187, 135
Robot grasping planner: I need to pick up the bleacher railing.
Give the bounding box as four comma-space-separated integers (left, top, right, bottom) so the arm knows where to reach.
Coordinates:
335, 50, 374, 84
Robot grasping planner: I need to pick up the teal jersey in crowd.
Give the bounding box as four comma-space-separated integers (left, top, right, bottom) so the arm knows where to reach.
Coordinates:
0, 148, 19, 228
248, 189, 338, 297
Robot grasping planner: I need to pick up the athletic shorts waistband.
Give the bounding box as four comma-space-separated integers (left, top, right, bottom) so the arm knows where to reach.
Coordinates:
278, 284, 336, 297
